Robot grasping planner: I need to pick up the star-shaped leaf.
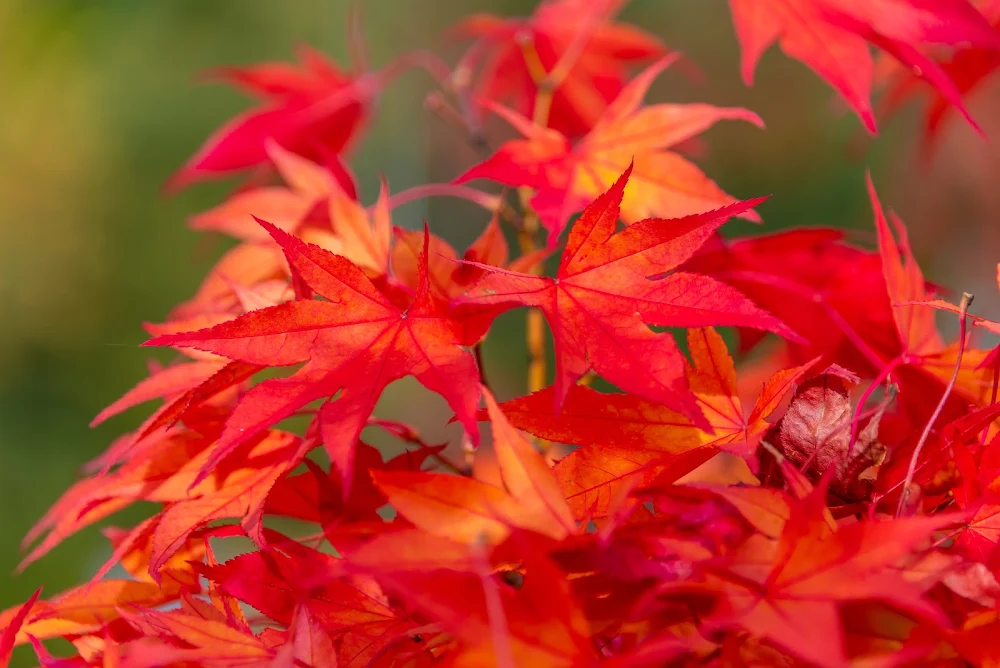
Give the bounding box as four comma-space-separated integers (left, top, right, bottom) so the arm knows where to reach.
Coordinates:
461, 165, 794, 425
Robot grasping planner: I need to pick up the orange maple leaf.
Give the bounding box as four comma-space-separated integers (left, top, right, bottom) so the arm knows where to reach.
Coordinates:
456, 57, 763, 243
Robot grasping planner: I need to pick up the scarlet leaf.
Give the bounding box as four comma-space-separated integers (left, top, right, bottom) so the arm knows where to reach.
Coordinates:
119, 607, 273, 663
708, 484, 964, 666
373, 386, 575, 544
0, 580, 179, 647
276, 606, 338, 668
203, 548, 399, 635
462, 166, 792, 425
490, 328, 812, 519
168, 46, 371, 191
453, 0, 666, 137
879, 2, 1000, 142
686, 327, 818, 458
457, 57, 763, 241
728, 0, 1000, 132
367, 540, 596, 666
148, 430, 307, 576
0, 588, 40, 667
145, 222, 481, 495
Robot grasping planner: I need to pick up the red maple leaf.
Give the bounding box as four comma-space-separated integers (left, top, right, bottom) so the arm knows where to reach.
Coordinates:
373, 387, 577, 545
145, 222, 483, 496
729, 0, 1000, 133
453, 0, 665, 138
456, 56, 763, 243
685, 176, 992, 425
493, 327, 815, 518
706, 483, 965, 666
167, 45, 371, 191
460, 165, 794, 425
877, 2, 1000, 143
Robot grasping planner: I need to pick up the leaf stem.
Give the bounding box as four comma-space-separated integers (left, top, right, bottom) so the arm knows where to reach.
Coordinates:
847, 356, 902, 458
896, 292, 973, 518
384, 183, 501, 213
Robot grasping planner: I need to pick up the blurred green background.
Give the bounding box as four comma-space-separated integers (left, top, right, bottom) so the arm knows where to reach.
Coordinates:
2, 0, 999, 654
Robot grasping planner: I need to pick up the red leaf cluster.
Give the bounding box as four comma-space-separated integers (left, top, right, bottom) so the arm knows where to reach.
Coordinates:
5, 2, 1000, 667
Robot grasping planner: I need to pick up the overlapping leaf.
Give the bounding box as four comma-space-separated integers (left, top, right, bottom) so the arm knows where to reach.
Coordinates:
728, 0, 1000, 132
457, 57, 763, 242
146, 222, 482, 495
11, 5, 1000, 667
461, 165, 793, 424
686, 176, 993, 420
453, 0, 665, 137
373, 387, 576, 544
706, 484, 965, 666
167, 45, 371, 190
496, 327, 814, 518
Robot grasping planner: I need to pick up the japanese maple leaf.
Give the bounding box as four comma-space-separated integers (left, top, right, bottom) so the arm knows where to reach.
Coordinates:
147, 430, 309, 574
706, 484, 965, 667
495, 327, 814, 518
860, 176, 992, 415
460, 165, 793, 425
167, 44, 371, 191
728, 0, 1000, 133
278, 607, 338, 668
0, 580, 182, 648
263, 441, 449, 548
453, 0, 665, 138
958, 496, 1000, 564
910, 261, 1000, 337
686, 177, 991, 421
94, 518, 206, 591
362, 538, 596, 666
873, 396, 1000, 511
145, 222, 482, 496
683, 227, 895, 372
877, 0, 1000, 143
372, 387, 577, 544
117, 608, 275, 664
188, 141, 355, 243
391, 213, 514, 299
456, 56, 763, 243
686, 327, 819, 459
202, 544, 408, 663
180, 148, 392, 318
0, 589, 40, 666
20, 426, 303, 576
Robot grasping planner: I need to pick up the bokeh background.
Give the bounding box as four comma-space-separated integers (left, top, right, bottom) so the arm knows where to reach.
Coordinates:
2, 0, 999, 652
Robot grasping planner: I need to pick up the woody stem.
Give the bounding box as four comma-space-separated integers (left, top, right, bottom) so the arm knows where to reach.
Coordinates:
980, 347, 1000, 446
516, 34, 556, 396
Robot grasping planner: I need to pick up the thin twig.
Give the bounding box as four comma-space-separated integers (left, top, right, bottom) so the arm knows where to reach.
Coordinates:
514, 34, 556, 396
896, 292, 973, 518
847, 356, 901, 458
